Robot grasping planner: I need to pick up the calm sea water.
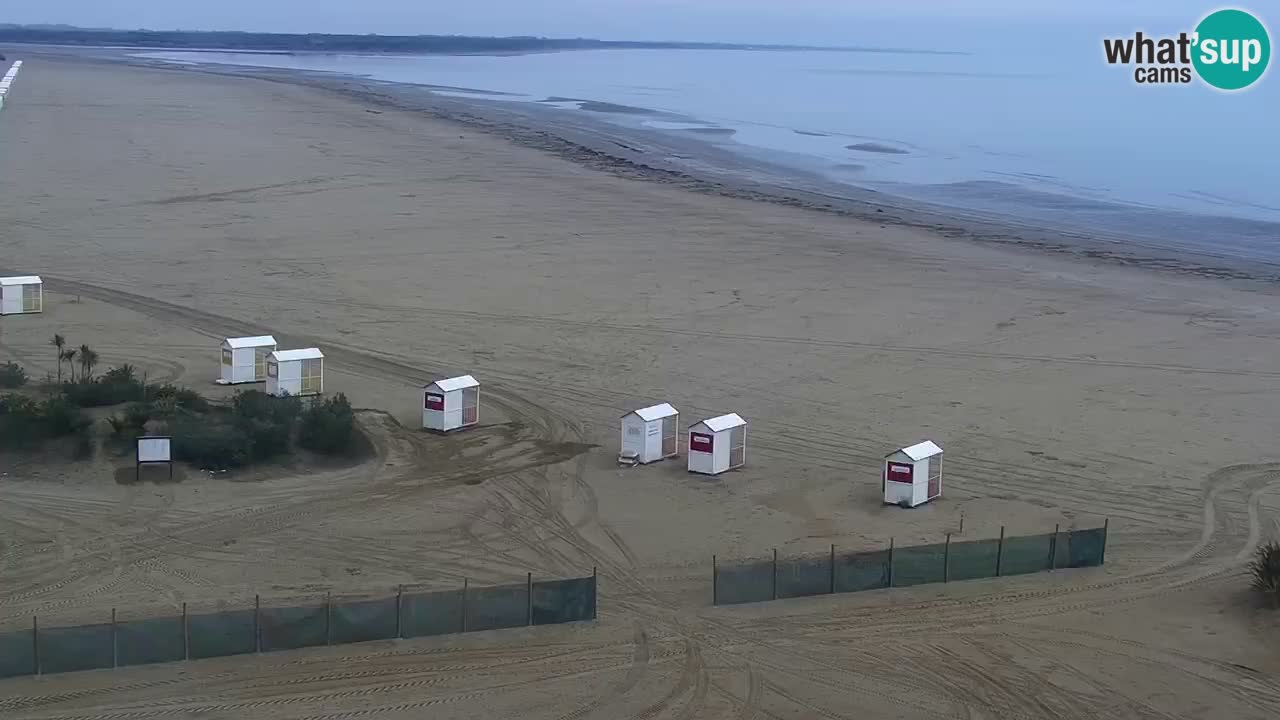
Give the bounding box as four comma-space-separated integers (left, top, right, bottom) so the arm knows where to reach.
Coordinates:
138, 26, 1280, 265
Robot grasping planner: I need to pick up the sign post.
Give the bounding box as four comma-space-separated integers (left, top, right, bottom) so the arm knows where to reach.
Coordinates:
136, 436, 173, 481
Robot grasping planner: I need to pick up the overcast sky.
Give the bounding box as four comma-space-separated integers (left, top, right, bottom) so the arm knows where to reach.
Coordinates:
2, 1, 1248, 43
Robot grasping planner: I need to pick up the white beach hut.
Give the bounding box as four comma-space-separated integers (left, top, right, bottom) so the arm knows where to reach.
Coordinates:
620, 403, 680, 465
423, 374, 480, 432
883, 440, 944, 508
687, 413, 747, 475
265, 348, 324, 397
218, 336, 277, 385
0, 276, 42, 315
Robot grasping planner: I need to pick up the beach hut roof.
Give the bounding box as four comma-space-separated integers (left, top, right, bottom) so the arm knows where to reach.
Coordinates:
624, 403, 679, 422
893, 440, 943, 461
0, 276, 41, 286
696, 413, 746, 433
270, 348, 324, 362
427, 375, 479, 392
224, 335, 277, 349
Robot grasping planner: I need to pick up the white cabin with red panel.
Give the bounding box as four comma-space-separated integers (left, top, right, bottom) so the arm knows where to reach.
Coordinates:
883, 440, 943, 508
423, 375, 480, 432
687, 413, 746, 475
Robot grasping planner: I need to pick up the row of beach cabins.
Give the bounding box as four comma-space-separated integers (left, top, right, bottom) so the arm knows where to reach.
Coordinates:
0, 60, 23, 111
7, 279, 943, 497
220, 335, 747, 476
1, 277, 747, 475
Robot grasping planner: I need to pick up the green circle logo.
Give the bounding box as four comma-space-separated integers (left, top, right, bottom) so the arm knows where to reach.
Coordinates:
1193, 9, 1271, 90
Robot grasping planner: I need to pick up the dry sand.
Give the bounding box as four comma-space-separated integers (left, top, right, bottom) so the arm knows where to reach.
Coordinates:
1, 55, 1279, 719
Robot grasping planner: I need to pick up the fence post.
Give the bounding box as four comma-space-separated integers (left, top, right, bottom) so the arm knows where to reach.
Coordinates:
592, 567, 598, 620
1101, 518, 1110, 565
182, 602, 189, 661
712, 555, 718, 606
325, 592, 332, 646
461, 578, 469, 633
112, 608, 118, 668
254, 595, 261, 653
887, 538, 895, 588
771, 548, 778, 601
996, 527, 1005, 577
944, 534, 951, 583
1049, 524, 1060, 571
829, 544, 836, 595
526, 572, 533, 626
395, 585, 403, 639
32, 615, 40, 676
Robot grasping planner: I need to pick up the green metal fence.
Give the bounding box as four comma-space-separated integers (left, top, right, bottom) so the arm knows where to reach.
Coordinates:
713, 523, 1107, 606
0, 571, 597, 679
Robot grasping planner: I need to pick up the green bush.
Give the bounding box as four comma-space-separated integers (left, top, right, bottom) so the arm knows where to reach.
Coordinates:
233, 390, 300, 423
61, 364, 147, 407
232, 390, 300, 461
1250, 541, 1280, 607
298, 393, 356, 454
40, 395, 91, 436
123, 401, 154, 431
0, 362, 27, 389
171, 416, 251, 470
145, 383, 209, 412
74, 425, 95, 460
0, 392, 90, 450
0, 394, 41, 448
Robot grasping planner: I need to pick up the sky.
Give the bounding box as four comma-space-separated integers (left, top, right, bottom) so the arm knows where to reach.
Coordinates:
0, 1, 1253, 44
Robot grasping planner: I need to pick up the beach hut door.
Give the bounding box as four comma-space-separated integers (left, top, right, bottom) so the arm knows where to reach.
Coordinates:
729, 426, 745, 468
254, 348, 269, 380
22, 284, 40, 312
928, 458, 942, 499
661, 416, 677, 456
462, 387, 479, 425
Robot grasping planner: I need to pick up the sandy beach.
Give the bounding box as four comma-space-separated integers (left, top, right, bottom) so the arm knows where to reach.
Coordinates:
1, 53, 1280, 719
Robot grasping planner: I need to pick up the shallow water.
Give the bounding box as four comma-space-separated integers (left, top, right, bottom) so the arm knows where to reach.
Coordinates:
138, 26, 1279, 264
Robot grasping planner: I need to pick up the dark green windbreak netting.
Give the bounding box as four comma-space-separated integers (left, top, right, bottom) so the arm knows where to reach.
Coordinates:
947, 538, 1001, 582
401, 590, 465, 638
117, 616, 184, 667
259, 603, 327, 652
531, 577, 596, 625
331, 597, 398, 645
891, 543, 947, 587
465, 583, 529, 632
714, 559, 775, 605
188, 609, 255, 660
834, 550, 891, 593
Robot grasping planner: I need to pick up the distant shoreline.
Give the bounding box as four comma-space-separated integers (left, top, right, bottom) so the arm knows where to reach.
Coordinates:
9, 45, 1277, 285
0, 26, 967, 56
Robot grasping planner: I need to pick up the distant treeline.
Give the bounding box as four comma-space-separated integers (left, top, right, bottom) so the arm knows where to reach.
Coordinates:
0, 25, 838, 54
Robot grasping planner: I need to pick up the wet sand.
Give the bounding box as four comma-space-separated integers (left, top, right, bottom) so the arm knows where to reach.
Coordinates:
1, 54, 1280, 719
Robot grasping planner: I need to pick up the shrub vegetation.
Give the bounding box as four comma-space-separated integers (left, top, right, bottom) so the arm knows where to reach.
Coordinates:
0, 362, 27, 389
4, 342, 362, 471
298, 393, 356, 454
0, 393, 91, 451
1250, 541, 1280, 608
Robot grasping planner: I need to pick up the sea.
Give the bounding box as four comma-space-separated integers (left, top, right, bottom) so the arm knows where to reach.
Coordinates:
135, 22, 1280, 268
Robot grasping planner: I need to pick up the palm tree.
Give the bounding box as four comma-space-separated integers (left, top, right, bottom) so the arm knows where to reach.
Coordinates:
51, 334, 65, 382
78, 344, 98, 381
61, 348, 77, 383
